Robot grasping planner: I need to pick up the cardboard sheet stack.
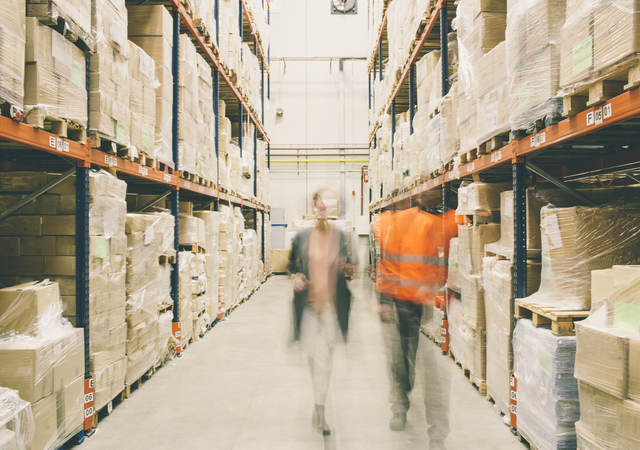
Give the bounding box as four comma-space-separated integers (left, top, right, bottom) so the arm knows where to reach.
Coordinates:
505, 0, 564, 130
573, 265, 640, 447
217, 206, 234, 316
519, 205, 640, 311
26, 0, 91, 41
127, 5, 174, 166
196, 54, 215, 182
24, 17, 87, 129
194, 211, 220, 324
453, 182, 504, 387
218, 0, 242, 79
194, 0, 216, 43
124, 212, 174, 385
232, 207, 246, 307
178, 34, 198, 175
89, 0, 130, 146
0, 170, 128, 411
178, 252, 194, 344
560, 0, 640, 109
0, 281, 85, 450
128, 42, 156, 159
240, 43, 261, 113
513, 319, 579, 449
0, 0, 25, 112
0, 387, 34, 449
241, 229, 259, 298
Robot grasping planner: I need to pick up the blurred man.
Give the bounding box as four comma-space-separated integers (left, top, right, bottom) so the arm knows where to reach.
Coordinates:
373, 206, 457, 450
289, 188, 354, 436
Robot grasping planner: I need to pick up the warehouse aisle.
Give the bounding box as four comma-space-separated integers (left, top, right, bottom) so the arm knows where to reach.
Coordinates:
82, 276, 521, 450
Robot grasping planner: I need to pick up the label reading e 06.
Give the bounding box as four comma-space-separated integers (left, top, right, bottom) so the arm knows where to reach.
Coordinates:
84, 393, 94, 403
138, 166, 149, 176
84, 407, 94, 419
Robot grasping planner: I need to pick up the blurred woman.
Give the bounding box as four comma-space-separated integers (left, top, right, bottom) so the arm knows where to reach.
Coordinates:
288, 188, 354, 436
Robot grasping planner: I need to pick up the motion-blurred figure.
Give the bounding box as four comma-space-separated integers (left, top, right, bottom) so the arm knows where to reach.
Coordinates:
373, 206, 457, 450
289, 188, 354, 436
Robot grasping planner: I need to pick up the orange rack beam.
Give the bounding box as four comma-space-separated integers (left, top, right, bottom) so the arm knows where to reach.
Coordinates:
241, 0, 270, 76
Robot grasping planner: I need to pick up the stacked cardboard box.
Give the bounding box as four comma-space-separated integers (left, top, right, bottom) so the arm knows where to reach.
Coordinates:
194, 211, 220, 323
178, 251, 194, 344
217, 205, 234, 314
520, 206, 640, 310
128, 42, 156, 159
193, 0, 216, 42
513, 319, 579, 449
0, 281, 84, 450
574, 266, 640, 447
27, 0, 91, 40
127, 5, 174, 166
0, 387, 34, 449
191, 252, 208, 338
0, 170, 128, 411
124, 212, 174, 385
0, 0, 26, 111
90, 0, 130, 145
218, 0, 242, 77
505, 0, 565, 130
196, 54, 215, 182
24, 17, 87, 127
178, 34, 198, 175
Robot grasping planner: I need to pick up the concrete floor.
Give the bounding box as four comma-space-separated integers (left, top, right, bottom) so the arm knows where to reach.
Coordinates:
81, 276, 522, 450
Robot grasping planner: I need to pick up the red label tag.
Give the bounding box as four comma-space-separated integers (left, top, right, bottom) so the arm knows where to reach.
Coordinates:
83, 377, 95, 430
172, 322, 182, 355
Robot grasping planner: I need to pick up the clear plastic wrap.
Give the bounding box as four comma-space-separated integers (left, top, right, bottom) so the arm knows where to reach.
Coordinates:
0, 280, 85, 448
178, 251, 194, 343
178, 214, 206, 249
128, 41, 157, 159
513, 318, 579, 450
520, 205, 640, 310
127, 5, 174, 166
24, 17, 87, 126
196, 54, 215, 182
560, 0, 640, 96
0, 387, 34, 450
456, 222, 500, 275
505, 0, 564, 129
575, 381, 620, 450
0, 0, 25, 109
446, 237, 460, 289
89, 0, 130, 144
456, 181, 508, 215
178, 34, 198, 174
27, 0, 91, 37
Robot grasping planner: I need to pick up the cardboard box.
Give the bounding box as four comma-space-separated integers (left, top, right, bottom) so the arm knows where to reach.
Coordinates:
618, 400, 640, 446
575, 322, 629, 399
630, 338, 640, 402
57, 375, 84, 436
20, 236, 56, 255
0, 0, 26, 109
128, 41, 156, 157
0, 281, 60, 335
93, 357, 126, 411
578, 381, 622, 443
457, 223, 500, 275
42, 215, 75, 235
26, 0, 91, 38
590, 268, 615, 313
0, 339, 54, 402
0, 237, 20, 256
559, 12, 594, 89
31, 393, 57, 450
0, 215, 43, 236
128, 5, 173, 40
52, 328, 84, 390
472, 12, 506, 53
461, 274, 485, 329
43, 256, 75, 276
593, 3, 640, 73
0, 172, 48, 192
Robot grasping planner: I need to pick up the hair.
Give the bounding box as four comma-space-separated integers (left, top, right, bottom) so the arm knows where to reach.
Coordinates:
313, 188, 330, 205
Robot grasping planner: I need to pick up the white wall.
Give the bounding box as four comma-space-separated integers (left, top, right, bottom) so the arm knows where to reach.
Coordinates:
269, 0, 370, 236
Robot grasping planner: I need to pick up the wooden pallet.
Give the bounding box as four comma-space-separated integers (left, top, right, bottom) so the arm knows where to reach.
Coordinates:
510, 99, 563, 140
516, 427, 541, 450
563, 58, 640, 116
0, 96, 24, 121
485, 391, 510, 419
158, 160, 175, 174
514, 302, 589, 336
477, 131, 510, 155
458, 148, 478, 164
123, 365, 157, 400
89, 132, 129, 155
92, 388, 125, 428
178, 244, 206, 254
117, 147, 155, 167
158, 303, 173, 314
450, 351, 487, 395
158, 254, 177, 265
181, 170, 197, 182
27, 1, 96, 52
25, 111, 87, 143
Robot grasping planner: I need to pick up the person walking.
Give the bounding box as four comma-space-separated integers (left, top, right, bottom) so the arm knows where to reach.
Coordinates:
373, 207, 457, 450
289, 188, 354, 436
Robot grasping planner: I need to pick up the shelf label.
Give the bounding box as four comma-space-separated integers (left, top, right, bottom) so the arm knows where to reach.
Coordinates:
138, 165, 149, 176
84, 393, 94, 403
586, 111, 594, 126
104, 155, 118, 167
530, 132, 546, 148
490, 150, 502, 163
467, 162, 475, 173
198, 185, 204, 193
163, 173, 172, 183
595, 107, 604, 125
603, 103, 612, 120
185, 181, 192, 189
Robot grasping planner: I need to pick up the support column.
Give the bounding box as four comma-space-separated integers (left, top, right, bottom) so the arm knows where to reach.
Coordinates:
214, 68, 219, 184
409, 64, 416, 134
75, 163, 90, 378
171, 10, 181, 352
440, 1, 449, 97
391, 100, 396, 169
513, 157, 527, 299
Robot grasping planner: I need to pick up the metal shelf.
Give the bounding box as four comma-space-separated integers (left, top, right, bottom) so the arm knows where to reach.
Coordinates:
367, 1, 389, 74
241, 0, 270, 76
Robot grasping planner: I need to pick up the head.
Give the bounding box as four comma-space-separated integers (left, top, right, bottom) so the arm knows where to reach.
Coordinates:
312, 188, 338, 222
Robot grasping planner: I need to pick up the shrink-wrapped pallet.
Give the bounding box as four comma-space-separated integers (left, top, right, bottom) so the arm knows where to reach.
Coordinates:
520, 206, 640, 310
24, 18, 87, 128
482, 257, 541, 416
27, 0, 91, 40
178, 251, 194, 344
447, 237, 460, 290
178, 34, 198, 175
194, 211, 220, 318
196, 54, 215, 182
89, 0, 130, 146
457, 223, 500, 275
513, 319, 579, 450
505, 0, 565, 130
127, 5, 174, 166
0, 280, 85, 449
0, 0, 26, 111
456, 182, 506, 215
0, 387, 34, 449
178, 214, 206, 249
128, 42, 156, 159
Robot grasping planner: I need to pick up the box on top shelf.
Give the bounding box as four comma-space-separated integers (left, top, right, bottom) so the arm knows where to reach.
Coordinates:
89, 0, 130, 145
0, 0, 26, 110
196, 53, 215, 182
27, 0, 91, 42
178, 34, 199, 175
24, 17, 87, 128
128, 41, 157, 159
0, 387, 34, 449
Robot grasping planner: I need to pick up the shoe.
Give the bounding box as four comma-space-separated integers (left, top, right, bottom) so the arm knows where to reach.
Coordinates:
429, 439, 447, 450
313, 405, 332, 436
389, 412, 407, 431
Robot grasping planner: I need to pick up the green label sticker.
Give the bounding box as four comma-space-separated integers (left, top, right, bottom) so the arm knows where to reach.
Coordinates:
93, 237, 108, 259
116, 121, 126, 142
573, 36, 593, 76
614, 302, 640, 334
70, 58, 83, 87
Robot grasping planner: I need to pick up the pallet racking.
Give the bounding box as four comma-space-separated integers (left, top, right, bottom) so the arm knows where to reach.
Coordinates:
367, 0, 640, 437
0, 0, 272, 442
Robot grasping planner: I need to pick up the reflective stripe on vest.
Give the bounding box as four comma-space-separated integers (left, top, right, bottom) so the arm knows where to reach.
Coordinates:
380, 252, 448, 266
376, 273, 444, 292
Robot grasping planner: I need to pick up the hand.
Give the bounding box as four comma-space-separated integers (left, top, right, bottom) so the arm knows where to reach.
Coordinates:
293, 273, 308, 292
343, 263, 354, 278
379, 303, 394, 323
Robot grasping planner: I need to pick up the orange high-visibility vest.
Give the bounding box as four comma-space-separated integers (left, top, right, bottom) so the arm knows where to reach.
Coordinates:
374, 208, 458, 305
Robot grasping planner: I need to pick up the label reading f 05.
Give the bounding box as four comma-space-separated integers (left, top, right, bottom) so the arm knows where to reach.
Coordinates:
138, 165, 149, 176
164, 174, 172, 183
104, 155, 118, 167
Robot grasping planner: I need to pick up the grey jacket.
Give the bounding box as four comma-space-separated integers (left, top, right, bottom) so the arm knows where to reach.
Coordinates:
288, 227, 353, 341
